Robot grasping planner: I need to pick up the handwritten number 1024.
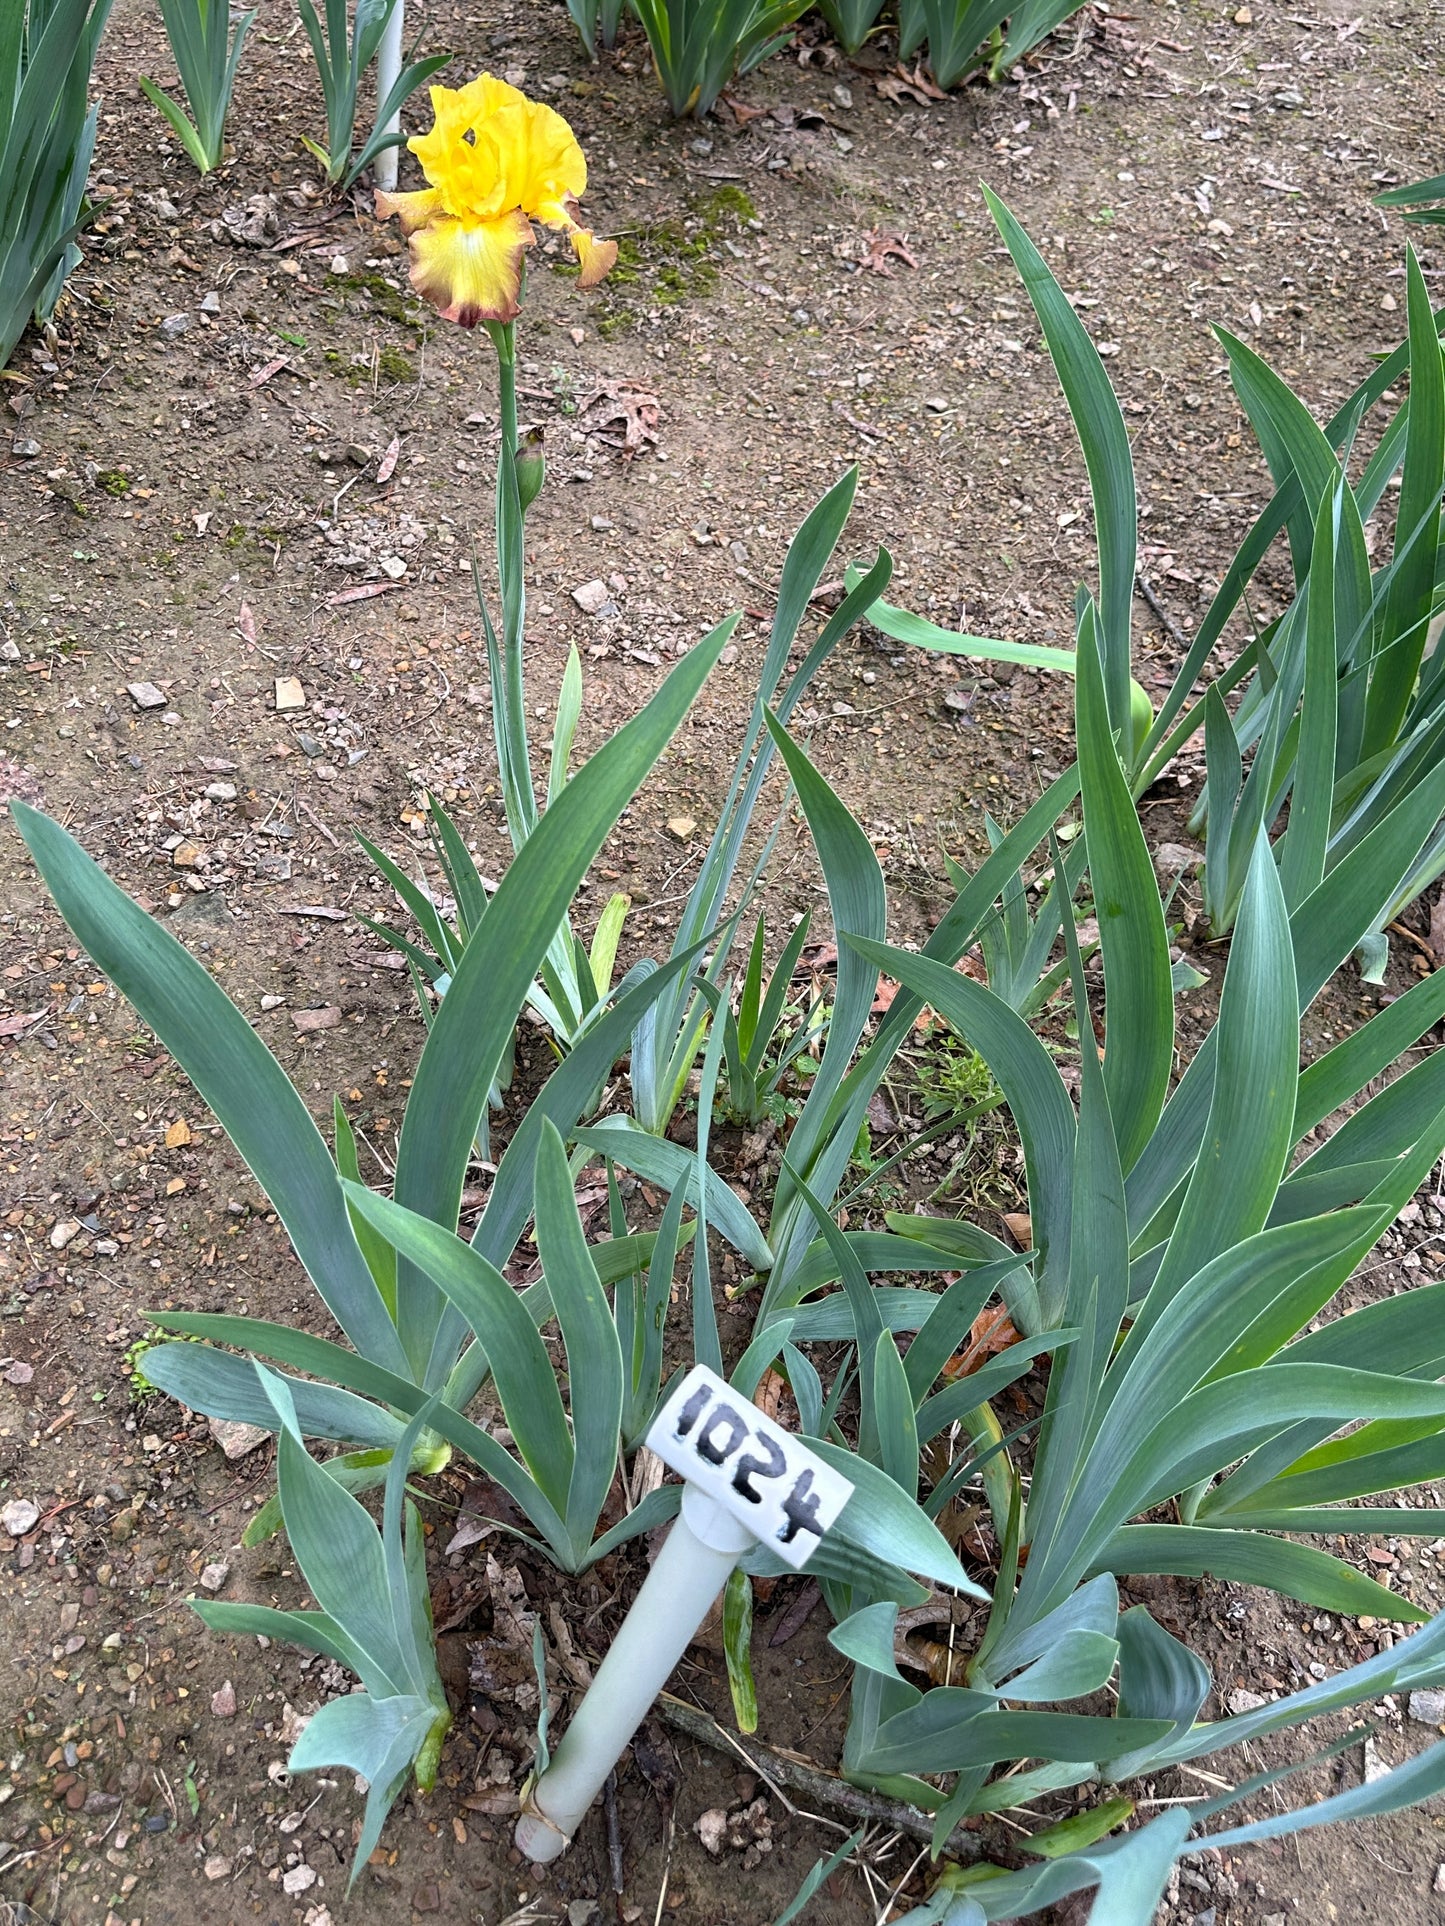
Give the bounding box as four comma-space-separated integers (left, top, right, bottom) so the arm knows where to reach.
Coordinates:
673, 1385, 826, 1548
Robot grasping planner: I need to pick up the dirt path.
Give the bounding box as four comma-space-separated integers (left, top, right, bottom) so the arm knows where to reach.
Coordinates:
2, 0, 1444, 1920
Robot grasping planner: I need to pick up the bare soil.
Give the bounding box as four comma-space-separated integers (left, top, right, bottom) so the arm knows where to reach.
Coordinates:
3, 0, 1445, 1920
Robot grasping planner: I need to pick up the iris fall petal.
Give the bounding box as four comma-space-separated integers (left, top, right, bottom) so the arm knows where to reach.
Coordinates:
570, 225, 619, 289
373, 187, 445, 237
407, 208, 535, 328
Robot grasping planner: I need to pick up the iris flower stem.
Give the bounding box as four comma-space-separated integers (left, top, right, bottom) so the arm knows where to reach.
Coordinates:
489, 320, 538, 848
488, 318, 584, 1037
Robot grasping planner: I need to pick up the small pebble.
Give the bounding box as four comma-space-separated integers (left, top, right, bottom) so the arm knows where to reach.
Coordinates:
199, 1561, 230, 1594
572, 578, 611, 615
211, 1680, 237, 1717
2, 1497, 40, 1537
1226, 1688, 1268, 1714
127, 681, 167, 710
695, 1808, 727, 1855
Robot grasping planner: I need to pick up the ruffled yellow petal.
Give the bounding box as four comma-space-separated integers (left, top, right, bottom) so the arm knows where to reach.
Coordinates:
374, 186, 444, 236
405, 207, 535, 327
454, 72, 530, 120
405, 79, 586, 231
502, 99, 587, 221
411, 96, 508, 223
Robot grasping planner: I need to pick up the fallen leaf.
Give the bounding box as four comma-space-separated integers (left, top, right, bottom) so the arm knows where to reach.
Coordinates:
1429, 891, 1445, 967
875, 63, 945, 108
752, 1369, 787, 1424
429, 1569, 492, 1634
1002, 1211, 1033, 1249
942, 1306, 1023, 1382
899, 58, 947, 99
236, 603, 258, 646
468, 1558, 539, 1709
767, 1581, 821, 1647
376, 435, 401, 484
577, 378, 661, 460
722, 94, 771, 124
861, 226, 919, 277
248, 355, 291, 387
327, 582, 398, 606
0, 1009, 47, 1039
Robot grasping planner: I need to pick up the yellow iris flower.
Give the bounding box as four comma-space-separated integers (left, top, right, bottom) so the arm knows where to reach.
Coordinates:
376, 75, 617, 327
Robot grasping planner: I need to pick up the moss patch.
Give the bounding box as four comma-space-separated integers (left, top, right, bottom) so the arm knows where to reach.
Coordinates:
588, 183, 758, 326
330, 270, 424, 329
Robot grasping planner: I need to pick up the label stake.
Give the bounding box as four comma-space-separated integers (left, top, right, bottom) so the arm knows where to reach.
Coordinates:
514, 1365, 854, 1863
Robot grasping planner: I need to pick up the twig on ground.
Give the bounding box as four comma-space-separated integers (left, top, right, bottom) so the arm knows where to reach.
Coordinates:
604, 1766, 625, 1919
654, 1693, 983, 1859
651, 1806, 674, 1926
1135, 574, 1191, 652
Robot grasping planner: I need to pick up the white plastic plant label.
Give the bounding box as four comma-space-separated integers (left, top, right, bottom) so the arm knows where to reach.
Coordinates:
646, 1364, 854, 1571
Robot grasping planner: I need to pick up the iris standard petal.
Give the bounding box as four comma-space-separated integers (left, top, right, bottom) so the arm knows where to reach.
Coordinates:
503, 98, 588, 219
405, 208, 535, 327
